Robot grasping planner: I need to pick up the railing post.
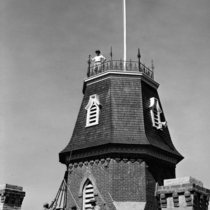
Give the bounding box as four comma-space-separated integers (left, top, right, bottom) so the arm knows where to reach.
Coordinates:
110, 46, 113, 70
129, 59, 132, 71
151, 60, 155, 79
120, 59, 123, 70
137, 48, 141, 72
110, 46, 113, 61
87, 55, 91, 77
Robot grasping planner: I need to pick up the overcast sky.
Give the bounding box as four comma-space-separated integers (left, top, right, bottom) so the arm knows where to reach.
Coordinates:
1, 0, 210, 209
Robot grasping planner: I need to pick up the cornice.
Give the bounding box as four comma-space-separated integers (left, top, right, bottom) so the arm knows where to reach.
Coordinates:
84, 70, 159, 90
156, 184, 210, 196
64, 146, 178, 165
67, 156, 176, 174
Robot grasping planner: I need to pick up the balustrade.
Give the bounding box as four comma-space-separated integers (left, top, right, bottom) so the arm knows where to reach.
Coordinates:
87, 60, 154, 79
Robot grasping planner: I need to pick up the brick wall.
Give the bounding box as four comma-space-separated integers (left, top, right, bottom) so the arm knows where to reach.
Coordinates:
66, 157, 173, 210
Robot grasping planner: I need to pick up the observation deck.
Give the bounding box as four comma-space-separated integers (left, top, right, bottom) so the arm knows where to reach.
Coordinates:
84, 58, 156, 94
83, 49, 156, 93
87, 59, 154, 80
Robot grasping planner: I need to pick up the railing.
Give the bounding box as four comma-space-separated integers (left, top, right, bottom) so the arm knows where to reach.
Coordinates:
87, 60, 154, 80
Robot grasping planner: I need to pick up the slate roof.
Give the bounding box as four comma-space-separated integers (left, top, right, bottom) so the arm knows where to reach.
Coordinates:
59, 72, 183, 164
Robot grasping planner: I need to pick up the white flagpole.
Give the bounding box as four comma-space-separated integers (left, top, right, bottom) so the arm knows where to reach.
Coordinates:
123, 0, 126, 70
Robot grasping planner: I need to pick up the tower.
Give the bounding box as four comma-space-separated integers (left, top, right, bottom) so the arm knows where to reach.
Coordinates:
59, 57, 183, 210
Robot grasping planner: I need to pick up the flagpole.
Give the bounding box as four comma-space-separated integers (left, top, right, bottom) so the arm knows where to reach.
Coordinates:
123, 0, 126, 70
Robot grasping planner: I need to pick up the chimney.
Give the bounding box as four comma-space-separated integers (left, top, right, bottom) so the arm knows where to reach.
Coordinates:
0, 184, 26, 210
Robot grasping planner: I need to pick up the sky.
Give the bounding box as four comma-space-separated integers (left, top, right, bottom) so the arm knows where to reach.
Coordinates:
1, 0, 210, 209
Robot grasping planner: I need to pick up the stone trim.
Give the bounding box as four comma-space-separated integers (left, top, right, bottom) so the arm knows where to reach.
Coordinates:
156, 184, 210, 196
78, 171, 98, 197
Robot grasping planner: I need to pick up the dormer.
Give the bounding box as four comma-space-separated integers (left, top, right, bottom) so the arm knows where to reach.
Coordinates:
149, 97, 163, 130
85, 94, 100, 127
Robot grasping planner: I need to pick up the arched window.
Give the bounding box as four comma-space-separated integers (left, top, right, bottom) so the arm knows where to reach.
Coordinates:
83, 180, 94, 210
85, 94, 100, 127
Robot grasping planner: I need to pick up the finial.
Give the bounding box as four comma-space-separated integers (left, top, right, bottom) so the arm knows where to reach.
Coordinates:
137, 48, 141, 72
137, 48, 141, 59
110, 46, 113, 61
151, 60, 155, 79
88, 55, 91, 64
87, 55, 91, 77
151, 60, 154, 71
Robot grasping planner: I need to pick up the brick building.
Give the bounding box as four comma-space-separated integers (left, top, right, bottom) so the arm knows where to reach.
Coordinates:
59, 57, 184, 210
0, 184, 25, 210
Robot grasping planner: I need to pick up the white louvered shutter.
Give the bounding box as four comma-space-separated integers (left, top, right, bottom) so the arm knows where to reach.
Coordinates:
153, 106, 159, 128
83, 180, 94, 210
85, 95, 100, 127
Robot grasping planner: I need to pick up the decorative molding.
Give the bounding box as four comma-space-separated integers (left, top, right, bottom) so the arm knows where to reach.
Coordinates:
67, 156, 174, 173
66, 146, 178, 165
101, 158, 105, 164
123, 158, 128, 163
78, 172, 98, 198
95, 159, 99, 165
156, 184, 210, 197
84, 71, 159, 90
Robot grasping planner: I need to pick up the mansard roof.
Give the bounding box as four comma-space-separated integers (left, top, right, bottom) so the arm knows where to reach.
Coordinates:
59, 71, 183, 164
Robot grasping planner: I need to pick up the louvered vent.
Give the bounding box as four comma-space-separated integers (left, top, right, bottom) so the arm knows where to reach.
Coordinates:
88, 104, 98, 125
153, 107, 159, 128
85, 94, 100, 127
149, 97, 162, 130
83, 180, 94, 210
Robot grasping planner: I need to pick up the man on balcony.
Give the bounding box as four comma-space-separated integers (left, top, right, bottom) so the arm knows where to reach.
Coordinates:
91, 50, 106, 74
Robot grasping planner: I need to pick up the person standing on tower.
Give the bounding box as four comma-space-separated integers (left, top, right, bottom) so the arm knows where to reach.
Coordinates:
91, 50, 106, 74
